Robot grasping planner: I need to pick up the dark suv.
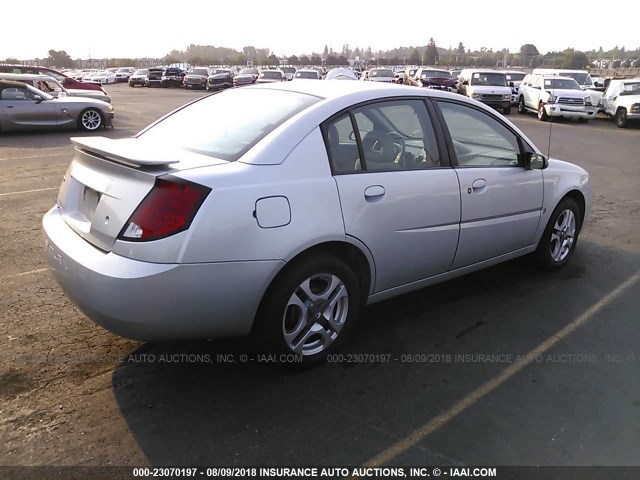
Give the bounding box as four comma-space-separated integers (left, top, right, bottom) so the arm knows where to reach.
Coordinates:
161, 68, 185, 88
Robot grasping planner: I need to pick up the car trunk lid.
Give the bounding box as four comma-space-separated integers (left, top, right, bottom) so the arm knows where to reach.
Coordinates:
57, 136, 225, 252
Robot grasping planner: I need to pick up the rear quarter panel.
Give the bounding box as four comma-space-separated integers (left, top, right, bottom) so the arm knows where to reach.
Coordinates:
176, 128, 346, 264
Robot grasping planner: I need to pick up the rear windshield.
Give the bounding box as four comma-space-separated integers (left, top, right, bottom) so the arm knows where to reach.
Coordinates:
421, 70, 451, 79
282, 67, 296, 73
295, 71, 318, 79
470, 72, 507, 86
134, 69, 148, 75
371, 69, 393, 77
260, 71, 282, 79
505, 72, 526, 81
139, 89, 320, 161
239, 68, 258, 75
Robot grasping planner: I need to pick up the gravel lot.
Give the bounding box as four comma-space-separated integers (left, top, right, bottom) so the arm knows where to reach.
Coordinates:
1, 83, 639, 467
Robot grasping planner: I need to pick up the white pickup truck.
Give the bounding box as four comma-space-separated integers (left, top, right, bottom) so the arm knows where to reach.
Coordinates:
600, 78, 640, 128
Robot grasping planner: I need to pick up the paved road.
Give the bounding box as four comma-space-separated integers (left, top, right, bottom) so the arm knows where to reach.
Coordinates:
1, 84, 638, 467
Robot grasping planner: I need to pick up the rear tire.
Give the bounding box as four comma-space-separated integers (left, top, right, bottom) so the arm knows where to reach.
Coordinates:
615, 108, 628, 128
78, 108, 103, 132
254, 254, 361, 366
535, 197, 582, 270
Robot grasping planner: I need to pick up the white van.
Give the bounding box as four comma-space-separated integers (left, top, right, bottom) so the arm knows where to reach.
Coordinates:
457, 69, 513, 114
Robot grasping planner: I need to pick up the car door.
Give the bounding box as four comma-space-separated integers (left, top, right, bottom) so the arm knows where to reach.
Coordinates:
527, 76, 542, 108
0, 86, 56, 129
325, 99, 461, 293
434, 99, 543, 269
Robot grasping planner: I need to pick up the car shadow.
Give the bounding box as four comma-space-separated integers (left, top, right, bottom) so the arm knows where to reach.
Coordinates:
111, 241, 640, 466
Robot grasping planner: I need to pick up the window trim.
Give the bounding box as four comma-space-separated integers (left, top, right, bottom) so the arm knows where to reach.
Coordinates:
432, 98, 535, 169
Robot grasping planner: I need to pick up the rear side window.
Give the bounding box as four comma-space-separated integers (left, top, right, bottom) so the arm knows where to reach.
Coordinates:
140, 88, 319, 161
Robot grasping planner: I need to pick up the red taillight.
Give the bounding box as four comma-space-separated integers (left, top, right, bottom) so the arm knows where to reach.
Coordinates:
119, 178, 210, 242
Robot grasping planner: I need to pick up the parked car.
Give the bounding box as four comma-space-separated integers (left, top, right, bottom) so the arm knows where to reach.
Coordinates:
364, 68, 394, 83
325, 68, 358, 81
129, 69, 149, 87
84, 71, 117, 84
409, 68, 456, 91
457, 69, 513, 114
600, 77, 640, 128
0, 73, 112, 103
500, 71, 527, 104
183, 67, 210, 89
206, 69, 234, 91
293, 69, 321, 80
0, 80, 113, 132
517, 74, 598, 122
115, 67, 136, 83
281, 66, 297, 81
0, 64, 105, 92
531, 69, 597, 90
233, 68, 259, 87
42, 81, 591, 365
161, 68, 185, 88
145, 68, 164, 87
256, 70, 285, 84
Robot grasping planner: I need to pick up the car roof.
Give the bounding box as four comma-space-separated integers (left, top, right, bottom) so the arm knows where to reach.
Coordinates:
248, 78, 437, 99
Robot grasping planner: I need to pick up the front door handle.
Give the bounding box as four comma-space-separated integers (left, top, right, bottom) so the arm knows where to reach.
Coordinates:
364, 185, 385, 201
470, 178, 487, 194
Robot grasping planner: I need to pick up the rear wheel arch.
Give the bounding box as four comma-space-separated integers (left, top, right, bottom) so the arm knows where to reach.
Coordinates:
254, 241, 373, 330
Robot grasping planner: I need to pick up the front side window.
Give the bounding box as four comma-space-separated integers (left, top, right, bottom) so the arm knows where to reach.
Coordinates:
324, 99, 442, 173
436, 101, 522, 167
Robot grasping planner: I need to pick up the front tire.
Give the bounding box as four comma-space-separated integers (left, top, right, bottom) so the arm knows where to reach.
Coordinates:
615, 108, 628, 128
535, 197, 582, 270
78, 108, 103, 132
254, 255, 361, 366
537, 103, 549, 122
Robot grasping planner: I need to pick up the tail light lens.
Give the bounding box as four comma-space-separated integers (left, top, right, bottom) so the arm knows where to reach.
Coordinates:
119, 178, 210, 242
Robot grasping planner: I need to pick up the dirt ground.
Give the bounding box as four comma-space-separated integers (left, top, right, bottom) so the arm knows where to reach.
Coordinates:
1, 84, 639, 468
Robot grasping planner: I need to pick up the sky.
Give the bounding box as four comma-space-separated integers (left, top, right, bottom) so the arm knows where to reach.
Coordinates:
2, 1, 639, 60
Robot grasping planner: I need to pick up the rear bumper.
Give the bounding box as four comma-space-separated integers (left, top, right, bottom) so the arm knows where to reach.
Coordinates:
42, 207, 284, 341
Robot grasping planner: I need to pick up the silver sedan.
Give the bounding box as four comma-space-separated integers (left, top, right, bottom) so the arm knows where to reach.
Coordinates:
0, 80, 114, 132
42, 81, 591, 364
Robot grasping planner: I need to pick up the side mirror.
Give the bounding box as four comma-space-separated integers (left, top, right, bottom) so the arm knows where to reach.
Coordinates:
523, 152, 548, 170
462, 80, 469, 86
509, 81, 515, 88
33, 94, 44, 103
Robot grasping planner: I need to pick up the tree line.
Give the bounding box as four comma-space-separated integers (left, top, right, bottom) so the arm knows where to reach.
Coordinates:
8, 43, 640, 69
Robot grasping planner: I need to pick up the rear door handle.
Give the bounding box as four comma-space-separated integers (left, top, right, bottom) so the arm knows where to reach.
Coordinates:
364, 185, 385, 201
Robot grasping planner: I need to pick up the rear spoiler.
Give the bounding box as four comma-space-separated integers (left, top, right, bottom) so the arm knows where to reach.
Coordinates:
71, 136, 177, 167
